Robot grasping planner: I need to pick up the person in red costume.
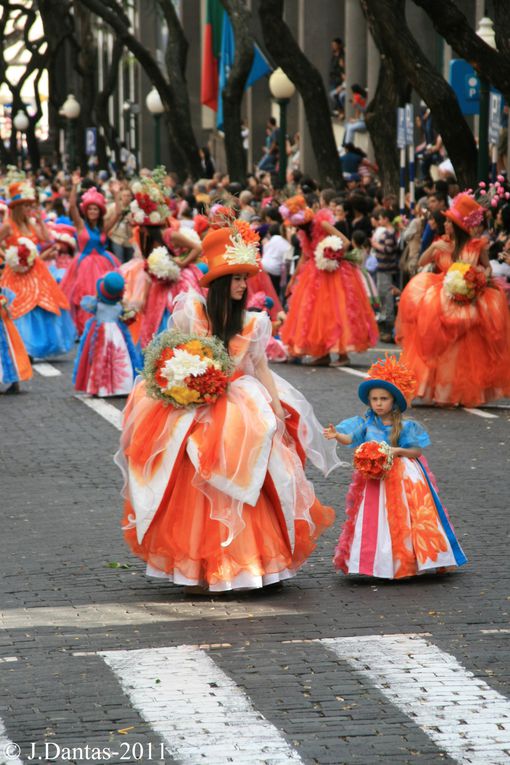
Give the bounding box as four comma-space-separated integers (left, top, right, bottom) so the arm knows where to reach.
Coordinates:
396, 192, 510, 406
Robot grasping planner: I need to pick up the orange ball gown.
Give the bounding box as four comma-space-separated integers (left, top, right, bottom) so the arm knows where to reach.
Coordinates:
115, 292, 340, 591
396, 237, 510, 406
281, 210, 378, 357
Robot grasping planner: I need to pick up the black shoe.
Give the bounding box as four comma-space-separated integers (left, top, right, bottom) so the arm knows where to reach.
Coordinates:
4, 382, 20, 394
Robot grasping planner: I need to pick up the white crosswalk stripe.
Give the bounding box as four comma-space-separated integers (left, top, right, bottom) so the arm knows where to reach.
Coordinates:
74, 394, 123, 430
320, 633, 510, 764
100, 645, 304, 765
33, 362, 62, 377
0, 718, 23, 765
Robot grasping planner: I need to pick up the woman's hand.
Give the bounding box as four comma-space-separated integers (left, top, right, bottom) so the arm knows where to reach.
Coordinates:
71, 171, 81, 187
390, 447, 402, 457
272, 403, 286, 421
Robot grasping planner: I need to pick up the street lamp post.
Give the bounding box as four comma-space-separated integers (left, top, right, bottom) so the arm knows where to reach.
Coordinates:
13, 110, 29, 167
268, 68, 296, 188
145, 87, 165, 167
60, 94, 81, 172
476, 17, 496, 182
0, 86, 12, 153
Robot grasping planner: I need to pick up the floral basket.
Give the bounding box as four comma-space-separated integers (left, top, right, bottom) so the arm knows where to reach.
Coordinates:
353, 440, 394, 480
143, 329, 235, 408
314, 235, 345, 272
5, 237, 38, 273
443, 262, 487, 304
145, 246, 181, 283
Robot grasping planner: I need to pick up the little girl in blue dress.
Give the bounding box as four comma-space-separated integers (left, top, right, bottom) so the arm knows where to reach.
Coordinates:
0, 287, 32, 393
73, 272, 141, 397
324, 356, 467, 579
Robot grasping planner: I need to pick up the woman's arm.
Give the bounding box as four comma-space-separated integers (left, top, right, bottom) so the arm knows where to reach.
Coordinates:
322, 219, 351, 248
418, 239, 446, 268
0, 223, 12, 245
170, 230, 202, 267
69, 173, 84, 231
254, 353, 285, 419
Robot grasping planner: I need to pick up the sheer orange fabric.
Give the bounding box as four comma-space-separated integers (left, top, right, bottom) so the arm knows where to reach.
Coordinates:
1, 259, 70, 318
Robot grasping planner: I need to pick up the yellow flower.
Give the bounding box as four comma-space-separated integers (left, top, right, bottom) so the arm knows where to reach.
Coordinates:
448, 262, 470, 276
182, 340, 213, 360
168, 385, 202, 406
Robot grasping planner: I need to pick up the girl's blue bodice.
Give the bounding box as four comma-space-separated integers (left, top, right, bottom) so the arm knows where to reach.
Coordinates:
336, 410, 431, 449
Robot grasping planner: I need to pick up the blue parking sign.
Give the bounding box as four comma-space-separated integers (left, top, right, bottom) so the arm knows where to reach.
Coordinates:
85, 127, 97, 156
449, 59, 480, 115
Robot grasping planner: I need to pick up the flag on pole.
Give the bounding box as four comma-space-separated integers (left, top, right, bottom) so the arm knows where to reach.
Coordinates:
201, 0, 273, 122
201, 0, 225, 111
215, 12, 272, 129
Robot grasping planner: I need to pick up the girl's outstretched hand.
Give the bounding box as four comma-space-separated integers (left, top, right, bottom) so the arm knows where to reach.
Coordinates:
323, 423, 339, 441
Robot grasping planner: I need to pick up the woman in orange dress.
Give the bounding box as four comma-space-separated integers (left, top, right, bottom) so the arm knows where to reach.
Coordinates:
115, 225, 340, 592
396, 193, 510, 406
0, 180, 75, 359
279, 196, 378, 365
0, 287, 32, 393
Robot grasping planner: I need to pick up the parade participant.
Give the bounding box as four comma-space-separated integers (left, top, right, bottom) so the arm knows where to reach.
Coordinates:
247, 291, 288, 362
0, 185, 75, 359
60, 173, 120, 335
324, 355, 467, 579
279, 195, 378, 365
0, 176, 57, 258
0, 287, 32, 393
115, 225, 340, 592
396, 193, 510, 406
73, 272, 141, 397
120, 175, 204, 349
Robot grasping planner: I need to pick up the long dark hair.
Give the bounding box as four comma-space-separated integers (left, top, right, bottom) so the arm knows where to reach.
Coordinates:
140, 225, 164, 259
450, 220, 471, 261
206, 274, 247, 348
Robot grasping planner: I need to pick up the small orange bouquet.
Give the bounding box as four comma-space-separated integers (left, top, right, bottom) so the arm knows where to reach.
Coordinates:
353, 440, 394, 480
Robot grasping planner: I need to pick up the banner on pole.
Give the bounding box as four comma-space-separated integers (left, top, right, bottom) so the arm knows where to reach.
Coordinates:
397, 108, 406, 149
489, 93, 502, 145
405, 103, 414, 146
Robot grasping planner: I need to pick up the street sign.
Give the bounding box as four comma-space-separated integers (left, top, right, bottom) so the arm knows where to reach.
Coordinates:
85, 127, 97, 156
405, 103, 414, 145
449, 59, 480, 115
489, 92, 502, 145
397, 108, 406, 149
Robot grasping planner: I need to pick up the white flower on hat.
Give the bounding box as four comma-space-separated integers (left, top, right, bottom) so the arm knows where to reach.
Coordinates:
223, 232, 258, 267
133, 209, 145, 224
131, 181, 143, 195
149, 211, 161, 224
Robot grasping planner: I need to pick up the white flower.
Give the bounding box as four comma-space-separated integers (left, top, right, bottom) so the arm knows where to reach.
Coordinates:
149, 211, 161, 224
131, 182, 143, 194
444, 271, 471, 297
129, 199, 139, 213
5, 246, 20, 268
314, 235, 344, 272
149, 187, 160, 202
159, 348, 210, 387
223, 232, 258, 267
5, 237, 37, 270
147, 247, 181, 282
133, 209, 146, 224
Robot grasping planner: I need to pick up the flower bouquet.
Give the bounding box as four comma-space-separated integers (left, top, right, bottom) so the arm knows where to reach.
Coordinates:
145, 246, 181, 283
5, 237, 38, 273
314, 236, 345, 271
119, 304, 138, 326
130, 177, 170, 225
443, 262, 487, 304
353, 440, 394, 480
143, 329, 235, 408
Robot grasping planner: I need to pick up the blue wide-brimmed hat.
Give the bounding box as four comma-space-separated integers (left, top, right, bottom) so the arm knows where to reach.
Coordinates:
358, 355, 416, 413
96, 272, 125, 304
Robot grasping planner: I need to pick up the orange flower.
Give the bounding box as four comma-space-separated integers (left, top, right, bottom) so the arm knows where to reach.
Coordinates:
354, 441, 393, 479
366, 355, 416, 403
404, 477, 448, 565
154, 347, 175, 387
233, 219, 260, 245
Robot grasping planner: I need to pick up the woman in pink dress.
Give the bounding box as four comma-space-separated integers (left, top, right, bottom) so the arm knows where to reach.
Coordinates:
60, 175, 121, 335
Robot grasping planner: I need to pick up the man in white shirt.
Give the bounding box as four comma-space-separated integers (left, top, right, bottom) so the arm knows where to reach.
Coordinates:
261, 224, 292, 294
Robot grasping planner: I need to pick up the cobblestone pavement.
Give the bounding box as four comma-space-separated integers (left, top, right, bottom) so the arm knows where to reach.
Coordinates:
1, 348, 509, 765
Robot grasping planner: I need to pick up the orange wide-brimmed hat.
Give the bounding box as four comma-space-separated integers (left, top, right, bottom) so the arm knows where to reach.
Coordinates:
443, 193, 484, 233
199, 227, 260, 287
8, 180, 36, 207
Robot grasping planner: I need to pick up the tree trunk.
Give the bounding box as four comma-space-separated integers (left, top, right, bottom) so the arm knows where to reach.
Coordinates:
412, 0, 510, 106
219, 0, 254, 185
258, 0, 343, 189
76, 0, 201, 179
95, 37, 123, 170
362, 0, 477, 189
364, 51, 409, 196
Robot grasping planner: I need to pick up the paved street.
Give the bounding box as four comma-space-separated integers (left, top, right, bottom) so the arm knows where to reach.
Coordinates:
1, 349, 509, 765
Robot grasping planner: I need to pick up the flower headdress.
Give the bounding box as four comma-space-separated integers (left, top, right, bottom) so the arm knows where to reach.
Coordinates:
6, 167, 35, 208
472, 176, 510, 211
444, 192, 484, 233
278, 195, 314, 227
80, 187, 107, 216
130, 173, 171, 226
358, 354, 416, 412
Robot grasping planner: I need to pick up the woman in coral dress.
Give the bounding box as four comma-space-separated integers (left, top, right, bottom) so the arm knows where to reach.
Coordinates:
115, 226, 340, 592
121, 176, 203, 349
279, 196, 378, 365
396, 193, 510, 406
60, 175, 120, 335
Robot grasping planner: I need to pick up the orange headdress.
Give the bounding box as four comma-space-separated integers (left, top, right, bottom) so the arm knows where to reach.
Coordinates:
358, 355, 416, 412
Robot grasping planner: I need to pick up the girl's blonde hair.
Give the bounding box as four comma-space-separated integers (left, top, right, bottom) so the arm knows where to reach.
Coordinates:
390, 407, 403, 447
